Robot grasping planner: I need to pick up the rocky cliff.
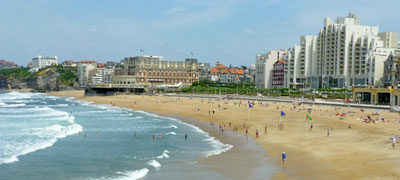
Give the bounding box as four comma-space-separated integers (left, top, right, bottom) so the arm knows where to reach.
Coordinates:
0, 68, 79, 92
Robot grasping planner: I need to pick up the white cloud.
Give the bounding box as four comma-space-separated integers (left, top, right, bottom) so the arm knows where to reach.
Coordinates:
244, 28, 253, 33
162, 7, 186, 15
90, 28, 98, 32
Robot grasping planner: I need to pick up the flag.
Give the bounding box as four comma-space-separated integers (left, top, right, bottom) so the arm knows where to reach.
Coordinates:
280, 111, 286, 117
306, 114, 312, 121
248, 103, 253, 108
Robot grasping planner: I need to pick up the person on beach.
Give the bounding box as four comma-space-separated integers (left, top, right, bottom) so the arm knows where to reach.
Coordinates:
393, 137, 396, 149
185, 134, 187, 140
265, 126, 267, 134
256, 130, 259, 138
327, 129, 330, 137
310, 123, 313, 131
246, 128, 248, 135
282, 152, 286, 164
134, 132, 136, 137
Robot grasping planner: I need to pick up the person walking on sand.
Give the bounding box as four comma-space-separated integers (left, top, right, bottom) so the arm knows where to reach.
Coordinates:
393, 137, 396, 149
310, 123, 313, 131
282, 152, 287, 164
327, 129, 330, 137
246, 128, 248, 135
265, 126, 267, 134
256, 130, 259, 138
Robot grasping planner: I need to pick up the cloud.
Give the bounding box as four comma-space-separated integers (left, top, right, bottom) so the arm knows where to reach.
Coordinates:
162, 7, 186, 15
90, 28, 98, 32
244, 28, 253, 33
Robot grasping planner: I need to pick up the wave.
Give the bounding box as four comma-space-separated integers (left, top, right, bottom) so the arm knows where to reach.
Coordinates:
165, 132, 176, 135
162, 124, 178, 129
114, 168, 149, 180
156, 150, 170, 159
203, 137, 233, 157
147, 159, 161, 169
0, 117, 82, 165
0, 103, 26, 107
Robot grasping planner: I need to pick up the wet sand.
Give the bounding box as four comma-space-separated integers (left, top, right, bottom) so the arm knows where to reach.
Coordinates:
48, 90, 400, 180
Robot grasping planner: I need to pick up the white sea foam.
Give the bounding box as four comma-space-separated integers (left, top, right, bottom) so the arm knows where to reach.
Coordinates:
162, 124, 178, 129
114, 168, 149, 180
165, 132, 176, 135
0, 107, 82, 165
203, 137, 233, 157
147, 159, 161, 169
156, 150, 170, 159
0, 103, 26, 107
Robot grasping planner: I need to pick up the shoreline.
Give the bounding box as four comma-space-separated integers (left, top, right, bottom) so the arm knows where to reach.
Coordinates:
46, 90, 279, 179
46, 90, 400, 179
165, 114, 277, 180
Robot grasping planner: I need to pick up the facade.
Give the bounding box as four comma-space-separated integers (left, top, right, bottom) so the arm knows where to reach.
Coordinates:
256, 50, 287, 89
272, 60, 285, 89
315, 13, 395, 89
0, 59, 18, 69
378, 31, 399, 48
199, 62, 211, 80
32, 56, 58, 69
61, 60, 77, 68
112, 56, 199, 86
383, 50, 400, 87
207, 61, 245, 83
77, 60, 97, 86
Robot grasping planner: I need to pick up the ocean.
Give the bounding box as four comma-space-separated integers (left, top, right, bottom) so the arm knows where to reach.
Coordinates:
0, 91, 233, 180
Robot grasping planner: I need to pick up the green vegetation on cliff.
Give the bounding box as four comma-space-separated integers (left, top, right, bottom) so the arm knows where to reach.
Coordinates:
0, 66, 77, 86
0, 68, 32, 79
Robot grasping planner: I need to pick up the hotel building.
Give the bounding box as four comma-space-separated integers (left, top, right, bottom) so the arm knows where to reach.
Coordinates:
112, 56, 199, 86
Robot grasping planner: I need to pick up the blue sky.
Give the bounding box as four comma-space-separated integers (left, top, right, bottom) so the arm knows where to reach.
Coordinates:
1, 0, 399, 67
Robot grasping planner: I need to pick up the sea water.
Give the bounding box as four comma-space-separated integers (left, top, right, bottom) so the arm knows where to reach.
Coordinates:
0, 92, 232, 180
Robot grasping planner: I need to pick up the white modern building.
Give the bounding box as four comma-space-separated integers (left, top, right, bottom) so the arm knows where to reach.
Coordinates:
32, 56, 58, 70
255, 50, 287, 89
77, 60, 97, 86
315, 13, 395, 89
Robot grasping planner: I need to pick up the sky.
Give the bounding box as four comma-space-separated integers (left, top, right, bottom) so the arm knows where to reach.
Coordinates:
1, 0, 400, 67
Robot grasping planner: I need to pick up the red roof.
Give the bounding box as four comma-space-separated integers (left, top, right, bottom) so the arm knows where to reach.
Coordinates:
78, 60, 96, 63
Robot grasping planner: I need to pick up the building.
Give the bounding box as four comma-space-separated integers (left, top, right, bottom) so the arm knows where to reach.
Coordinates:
383, 50, 400, 87
378, 31, 399, 48
112, 56, 199, 86
77, 60, 97, 86
0, 59, 18, 69
315, 13, 395, 89
207, 61, 246, 83
32, 56, 58, 70
272, 60, 285, 89
255, 50, 287, 89
61, 60, 77, 68
199, 62, 211, 80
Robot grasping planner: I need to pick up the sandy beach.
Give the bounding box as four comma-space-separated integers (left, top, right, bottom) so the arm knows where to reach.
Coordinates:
48, 90, 400, 180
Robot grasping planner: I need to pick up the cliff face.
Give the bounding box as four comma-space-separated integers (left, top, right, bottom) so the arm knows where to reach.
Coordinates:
1, 68, 79, 92
27, 69, 60, 92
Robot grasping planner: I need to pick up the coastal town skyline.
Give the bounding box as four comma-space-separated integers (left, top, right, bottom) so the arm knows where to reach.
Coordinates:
1, 0, 400, 66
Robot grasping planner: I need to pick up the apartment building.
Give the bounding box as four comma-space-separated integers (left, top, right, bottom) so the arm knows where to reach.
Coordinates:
272, 60, 285, 89
77, 60, 97, 86
315, 13, 396, 88
255, 50, 287, 89
383, 50, 400, 87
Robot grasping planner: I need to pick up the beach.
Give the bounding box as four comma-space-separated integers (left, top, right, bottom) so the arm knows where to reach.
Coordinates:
48, 90, 400, 180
